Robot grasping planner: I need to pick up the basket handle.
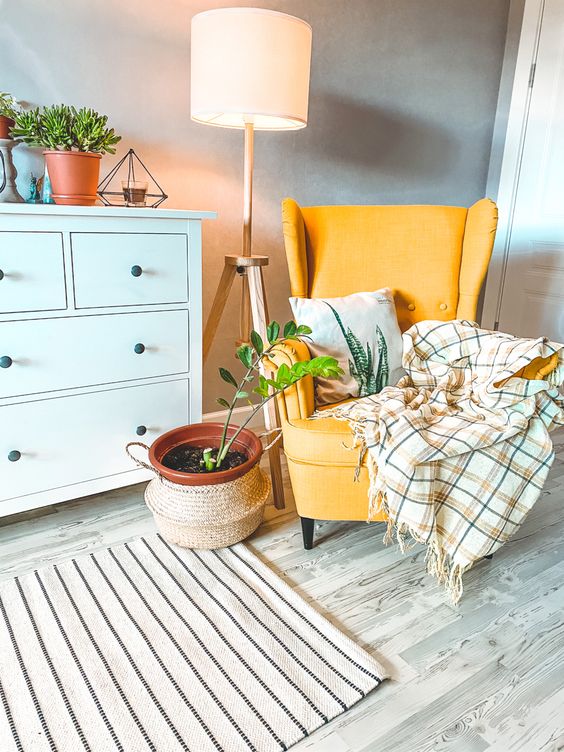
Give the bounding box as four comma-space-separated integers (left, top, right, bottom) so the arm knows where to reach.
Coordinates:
259, 428, 283, 452
125, 442, 159, 475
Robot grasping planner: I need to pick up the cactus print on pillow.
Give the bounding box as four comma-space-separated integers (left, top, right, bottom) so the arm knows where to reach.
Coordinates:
289, 288, 404, 405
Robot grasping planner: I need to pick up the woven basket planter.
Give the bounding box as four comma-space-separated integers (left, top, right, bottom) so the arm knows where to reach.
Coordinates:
145, 465, 270, 549
126, 423, 276, 549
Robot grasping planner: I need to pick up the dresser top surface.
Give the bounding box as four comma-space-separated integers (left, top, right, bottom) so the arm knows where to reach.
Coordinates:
0, 204, 217, 220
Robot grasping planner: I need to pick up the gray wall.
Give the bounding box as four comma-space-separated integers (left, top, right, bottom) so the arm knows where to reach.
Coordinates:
0, 0, 510, 413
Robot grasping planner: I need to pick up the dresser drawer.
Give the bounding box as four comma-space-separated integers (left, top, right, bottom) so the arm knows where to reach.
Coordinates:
71, 233, 188, 308
0, 232, 66, 314
0, 380, 189, 502
0, 310, 189, 398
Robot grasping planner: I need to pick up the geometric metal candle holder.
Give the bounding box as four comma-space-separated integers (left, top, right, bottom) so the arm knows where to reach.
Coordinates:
98, 148, 168, 208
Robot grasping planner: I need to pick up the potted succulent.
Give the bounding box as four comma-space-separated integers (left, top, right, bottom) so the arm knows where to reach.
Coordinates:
126, 321, 342, 548
0, 93, 21, 139
11, 104, 120, 205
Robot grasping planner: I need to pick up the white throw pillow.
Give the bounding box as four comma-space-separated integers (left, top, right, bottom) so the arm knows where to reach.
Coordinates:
289, 288, 404, 405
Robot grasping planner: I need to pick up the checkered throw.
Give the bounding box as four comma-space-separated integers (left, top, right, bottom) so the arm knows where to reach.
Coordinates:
318, 320, 564, 603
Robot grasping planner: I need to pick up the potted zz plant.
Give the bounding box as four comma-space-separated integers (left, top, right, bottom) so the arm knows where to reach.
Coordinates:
11, 104, 120, 205
126, 321, 342, 549
0, 93, 21, 139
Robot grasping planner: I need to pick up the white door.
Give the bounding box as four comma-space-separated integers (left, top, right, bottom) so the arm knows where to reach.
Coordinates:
494, 0, 564, 342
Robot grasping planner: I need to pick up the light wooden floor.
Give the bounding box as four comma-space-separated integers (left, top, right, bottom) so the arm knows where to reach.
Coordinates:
1, 429, 563, 752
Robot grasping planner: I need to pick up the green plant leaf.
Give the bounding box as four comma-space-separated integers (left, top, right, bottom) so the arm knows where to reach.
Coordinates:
250, 330, 263, 356
235, 390, 249, 399
266, 321, 280, 344
307, 356, 344, 379
296, 324, 312, 336
283, 321, 297, 338
276, 363, 291, 386
236, 344, 253, 368
216, 397, 230, 408
219, 367, 237, 387
252, 374, 269, 398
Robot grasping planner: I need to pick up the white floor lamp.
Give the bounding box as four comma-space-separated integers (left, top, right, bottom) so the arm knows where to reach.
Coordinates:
191, 8, 312, 509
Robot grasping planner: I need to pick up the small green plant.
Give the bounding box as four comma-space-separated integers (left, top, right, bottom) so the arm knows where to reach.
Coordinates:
210, 321, 343, 471
11, 104, 121, 154
0, 92, 21, 121
202, 447, 216, 472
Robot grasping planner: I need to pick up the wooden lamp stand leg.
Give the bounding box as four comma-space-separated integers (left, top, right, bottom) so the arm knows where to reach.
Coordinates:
202, 121, 285, 510
202, 262, 238, 364
203, 254, 286, 510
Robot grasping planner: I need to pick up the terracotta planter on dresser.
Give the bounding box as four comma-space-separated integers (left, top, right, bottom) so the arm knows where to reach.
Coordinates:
126, 423, 271, 549
0, 116, 15, 140
44, 150, 102, 206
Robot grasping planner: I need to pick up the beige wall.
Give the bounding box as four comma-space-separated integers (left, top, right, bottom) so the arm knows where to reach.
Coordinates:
1, 0, 510, 413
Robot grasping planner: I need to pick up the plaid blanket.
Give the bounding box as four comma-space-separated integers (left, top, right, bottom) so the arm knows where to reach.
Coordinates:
319, 320, 564, 602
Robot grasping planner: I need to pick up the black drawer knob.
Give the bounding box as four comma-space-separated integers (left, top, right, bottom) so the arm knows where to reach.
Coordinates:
0, 356, 13, 369
0, 269, 4, 280
134, 343, 145, 354
8, 450, 21, 462
136, 425, 147, 436
131, 265, 143, 277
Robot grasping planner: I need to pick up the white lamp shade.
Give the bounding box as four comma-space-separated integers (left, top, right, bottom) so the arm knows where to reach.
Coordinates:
191, 8, 312, 130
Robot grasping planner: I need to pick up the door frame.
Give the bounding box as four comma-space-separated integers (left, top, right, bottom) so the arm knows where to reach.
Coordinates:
482, 0, 545, 329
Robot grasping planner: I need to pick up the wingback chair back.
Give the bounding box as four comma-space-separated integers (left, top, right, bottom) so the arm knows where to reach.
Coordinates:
281, 198, 498, 330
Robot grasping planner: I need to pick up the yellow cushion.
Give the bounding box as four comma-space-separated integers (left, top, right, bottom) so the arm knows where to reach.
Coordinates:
284, 403, 363, 467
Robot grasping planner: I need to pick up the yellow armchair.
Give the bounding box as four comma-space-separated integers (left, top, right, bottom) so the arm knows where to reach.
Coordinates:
274, 198, 499, 548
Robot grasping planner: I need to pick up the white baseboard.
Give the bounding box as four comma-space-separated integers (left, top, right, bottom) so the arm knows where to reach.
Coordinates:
203, 404, 265, 431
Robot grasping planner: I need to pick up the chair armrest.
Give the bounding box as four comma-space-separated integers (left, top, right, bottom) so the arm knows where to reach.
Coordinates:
266, 339, 315, 422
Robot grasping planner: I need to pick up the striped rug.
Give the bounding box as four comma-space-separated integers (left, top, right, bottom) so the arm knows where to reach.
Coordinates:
0, 534, 386, 752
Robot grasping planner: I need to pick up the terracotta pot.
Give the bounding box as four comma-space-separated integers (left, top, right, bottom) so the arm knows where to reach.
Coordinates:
0, 116, 14, 140
148, 422, 263, 486
44, 150, 102, 206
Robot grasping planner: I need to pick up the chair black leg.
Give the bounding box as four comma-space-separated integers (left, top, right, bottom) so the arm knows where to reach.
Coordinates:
301, 517, 315, 550
485, 554, 494, 560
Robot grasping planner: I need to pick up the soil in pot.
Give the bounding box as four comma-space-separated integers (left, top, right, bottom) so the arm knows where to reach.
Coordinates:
161, 444, 248, 474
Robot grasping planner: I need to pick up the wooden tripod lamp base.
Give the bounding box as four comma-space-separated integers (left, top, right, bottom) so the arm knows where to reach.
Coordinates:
203, 254, 285, 510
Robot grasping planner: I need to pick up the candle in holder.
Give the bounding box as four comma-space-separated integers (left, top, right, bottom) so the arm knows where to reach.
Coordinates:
121, 180, 148, 206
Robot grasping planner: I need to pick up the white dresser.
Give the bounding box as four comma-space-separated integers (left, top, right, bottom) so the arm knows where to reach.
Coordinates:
0, 204, 215, 517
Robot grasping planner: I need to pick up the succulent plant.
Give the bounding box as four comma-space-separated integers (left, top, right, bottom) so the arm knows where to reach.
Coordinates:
11, 104, 121, 154
0, 92, 21, 121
